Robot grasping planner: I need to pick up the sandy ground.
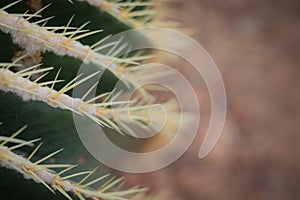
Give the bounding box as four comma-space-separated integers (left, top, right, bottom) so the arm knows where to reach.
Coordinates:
118, 1, 300, 200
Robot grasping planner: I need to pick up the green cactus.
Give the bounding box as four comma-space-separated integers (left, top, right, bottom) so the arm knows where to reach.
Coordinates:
0, 0, 180, 199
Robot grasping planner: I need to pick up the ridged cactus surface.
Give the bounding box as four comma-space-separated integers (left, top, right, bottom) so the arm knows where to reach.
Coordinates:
0, 0, 178, 199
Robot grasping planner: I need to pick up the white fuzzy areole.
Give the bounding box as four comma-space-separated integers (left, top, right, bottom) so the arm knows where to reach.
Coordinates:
0, 144, 141, 199
0, 10, 108, 65
0, 146, 55, 183
0, 68, 96, 116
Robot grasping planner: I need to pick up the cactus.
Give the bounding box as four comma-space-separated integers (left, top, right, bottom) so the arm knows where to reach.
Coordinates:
0, 0, 180, 199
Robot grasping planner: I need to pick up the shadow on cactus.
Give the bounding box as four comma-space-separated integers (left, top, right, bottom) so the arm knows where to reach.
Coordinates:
0, 0, 184, 199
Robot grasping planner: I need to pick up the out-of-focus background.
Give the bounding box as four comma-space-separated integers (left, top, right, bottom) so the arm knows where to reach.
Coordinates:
120, 0, 300, 199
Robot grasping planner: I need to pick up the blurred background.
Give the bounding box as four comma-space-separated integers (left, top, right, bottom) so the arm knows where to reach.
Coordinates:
119, 0, 300, 199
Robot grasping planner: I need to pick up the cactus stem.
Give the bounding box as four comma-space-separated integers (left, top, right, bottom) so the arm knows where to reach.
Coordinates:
0, 63, 158, 135
0, 130, 146, 200
0, 6, 139, 82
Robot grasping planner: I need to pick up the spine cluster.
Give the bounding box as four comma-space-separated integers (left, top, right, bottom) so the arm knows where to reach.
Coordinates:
0, 128, 145, 200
